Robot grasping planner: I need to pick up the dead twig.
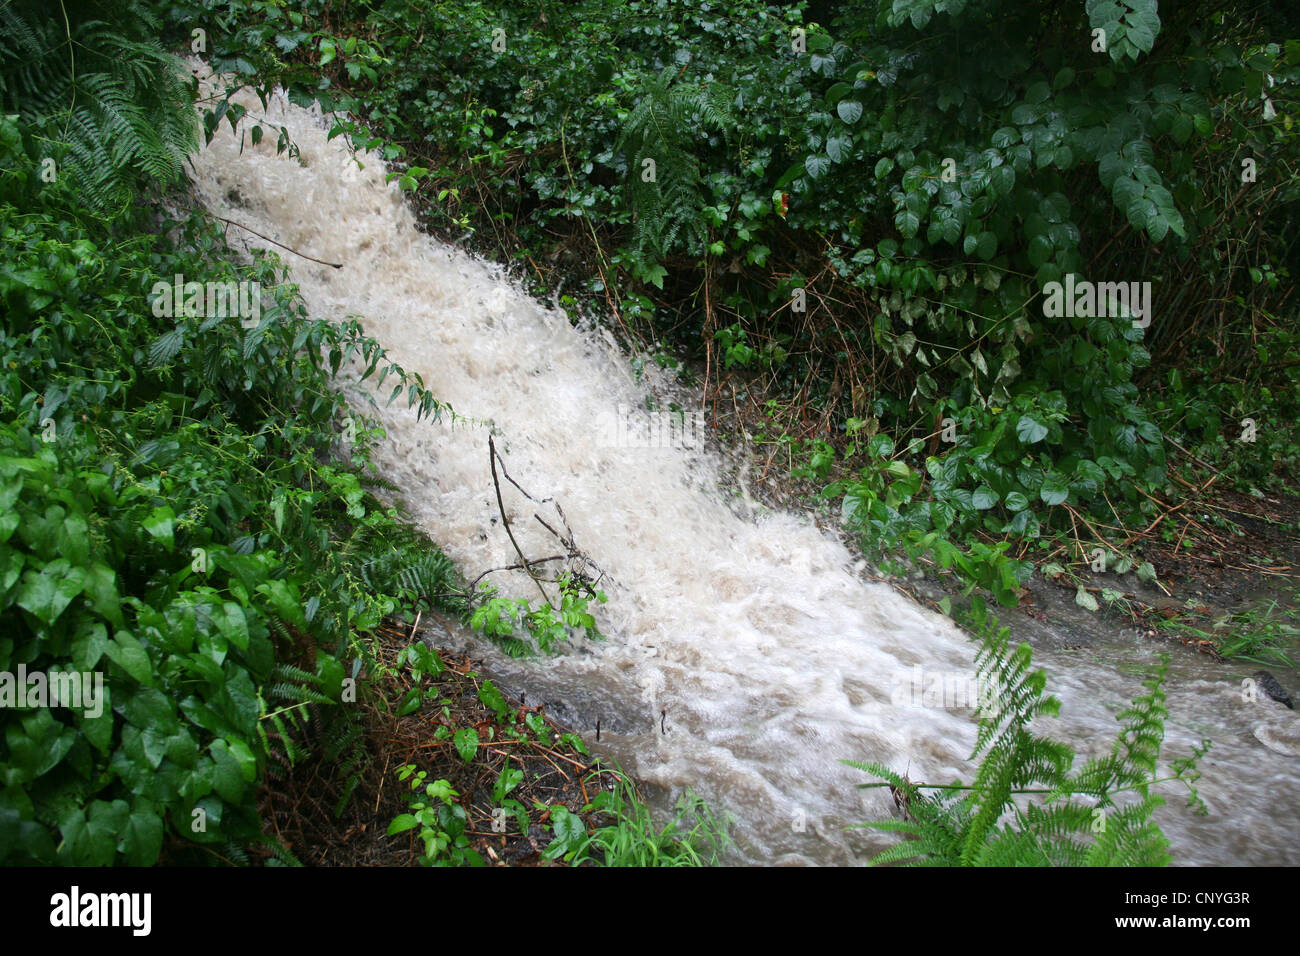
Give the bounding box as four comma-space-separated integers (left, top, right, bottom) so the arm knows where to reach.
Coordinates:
488, 435, 553, 608
214, 215, 343, 268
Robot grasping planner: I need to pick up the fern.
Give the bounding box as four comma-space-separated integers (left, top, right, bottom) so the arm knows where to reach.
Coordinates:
259, 660, 370, 818
0, 0, 197, 214
849, 596, 1209, 866
615, 64, 734, 267
259, 837, 303, 867
355, 537, 461, 610
322, 716, 367, 818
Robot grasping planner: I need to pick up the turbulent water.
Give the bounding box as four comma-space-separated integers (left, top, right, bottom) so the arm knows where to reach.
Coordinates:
188, 73, 1300, 866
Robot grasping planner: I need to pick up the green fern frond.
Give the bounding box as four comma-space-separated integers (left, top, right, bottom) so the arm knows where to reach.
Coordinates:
261, 838, 303, 867
271, 662, 318, 684
322, 718, 367, 817
615, 65, 734, 266
849, 597, 1205, 867
220, 840, 249, 867
0, 0, 197, 215
269, 682, 334, 706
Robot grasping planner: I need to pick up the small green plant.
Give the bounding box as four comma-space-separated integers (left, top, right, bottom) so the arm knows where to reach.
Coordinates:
1155, 600, 1297, 666
715, 323, 758, 369
393, 642, 447, 717
387, 764, 484, 867
847, 596, 1209, 866
541, 769, 728, 867
471, 574, 606, 656
826, 433, 1031, 605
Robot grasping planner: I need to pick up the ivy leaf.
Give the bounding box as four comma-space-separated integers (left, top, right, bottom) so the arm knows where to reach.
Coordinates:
454, 728, 479, 763
1075, 586, 1099, 611
17, 560, 85, 625
209, 742, 246, 801
122, 808, 163, 866
1016, 416, 1049, 444
105, 631, 154, 685
477, 680, 508, 720
1040, 475, 1070, 506
543, 805, 587, 861
396, 687, 422, 717
1004, 491, 1029, 512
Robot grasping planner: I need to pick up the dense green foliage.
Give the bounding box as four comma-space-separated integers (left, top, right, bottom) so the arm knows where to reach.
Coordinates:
0, 151, 458, 863
0, 0, 198, 215
0, 3, 467, 862
849, 597, 1209, 865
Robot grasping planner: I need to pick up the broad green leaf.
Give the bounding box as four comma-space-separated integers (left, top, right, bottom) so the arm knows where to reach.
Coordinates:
826, 134, 852, 163
478, 680, 508, 719
1027, 235, 1052, 268
1016, 416, 1049, 444
104, 630, 154, 686
805, 155, 831, 179
142, 506, 175, 550
837, 100, 863, 125
824, 82, 852, 105
543, 804, 587, 861
454, 727, 478, 763
16, 560, 84, 625
387, 813, 419, 835
1004, 491, 1029, 512
1040, 476, 1069, 506
123, 808, 163, 865
209, 740, 247, 801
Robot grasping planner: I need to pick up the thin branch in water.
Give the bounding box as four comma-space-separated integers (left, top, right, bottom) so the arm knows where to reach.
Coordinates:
488, 435, 552, 609
214, 215, 343, 269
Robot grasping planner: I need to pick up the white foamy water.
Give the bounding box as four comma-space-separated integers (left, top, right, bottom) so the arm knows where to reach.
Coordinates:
187, 75, 1300, 866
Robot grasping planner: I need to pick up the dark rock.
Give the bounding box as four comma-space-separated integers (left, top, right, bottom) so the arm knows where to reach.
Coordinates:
1252, 670, 1294, 709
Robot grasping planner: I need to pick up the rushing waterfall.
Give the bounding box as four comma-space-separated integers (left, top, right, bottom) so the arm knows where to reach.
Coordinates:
187, 72, 1300, 866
